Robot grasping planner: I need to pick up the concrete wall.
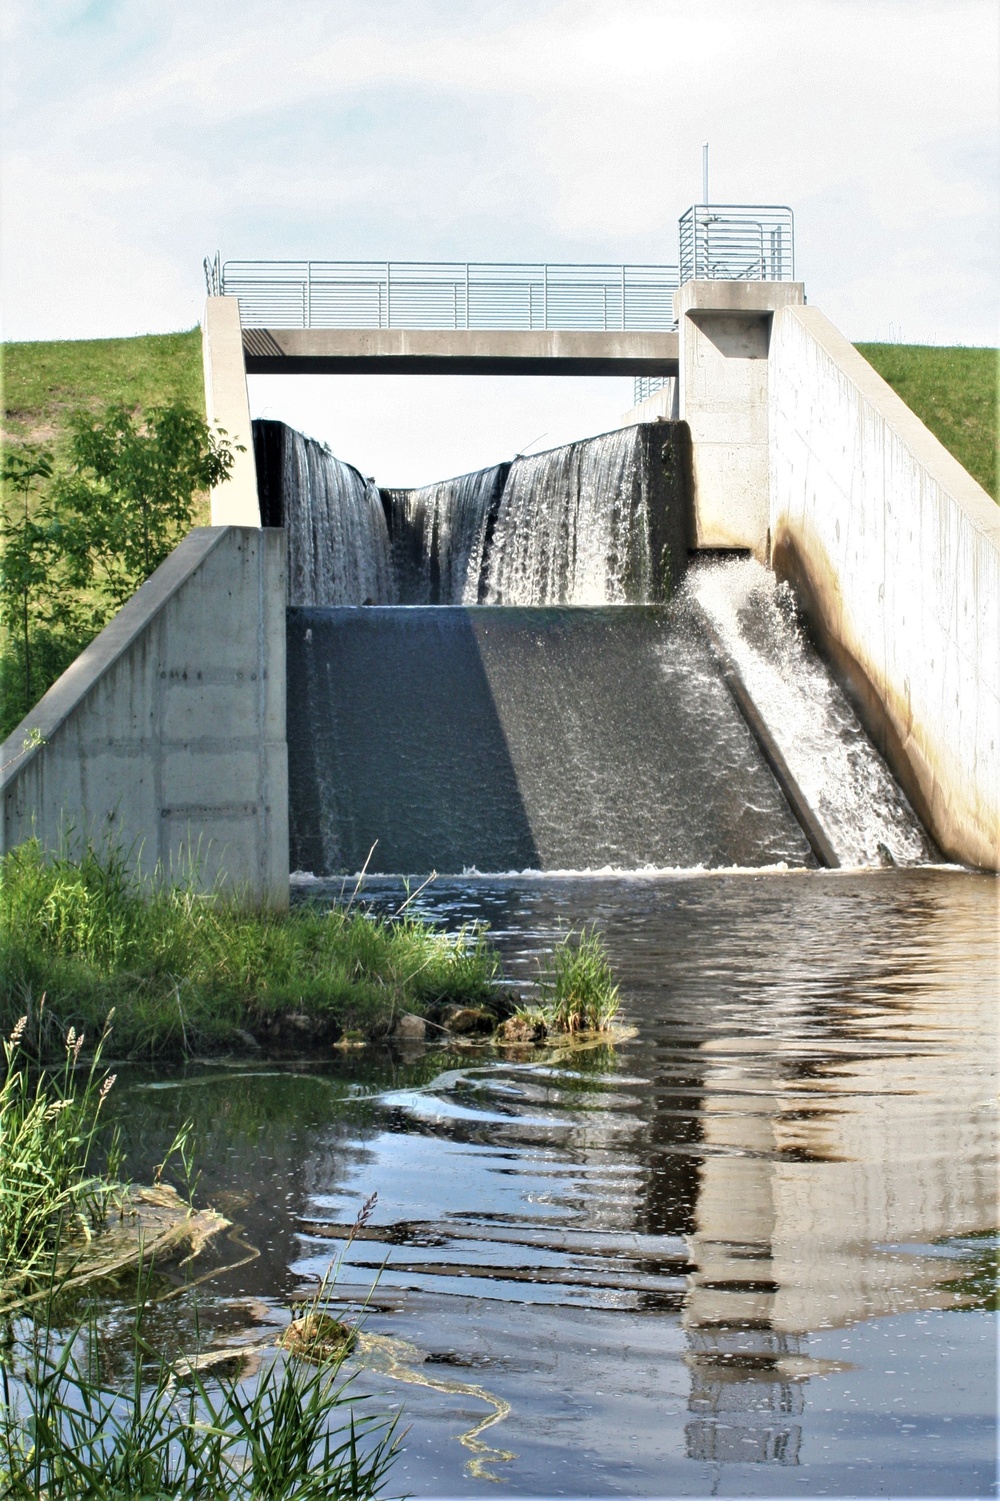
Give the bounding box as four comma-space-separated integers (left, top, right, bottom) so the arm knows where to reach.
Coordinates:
769, 305, 1000, 870
0, 527, 289, 906
675, 281, 804, 553
202, 298, 262, 526
618, 380, 678, 428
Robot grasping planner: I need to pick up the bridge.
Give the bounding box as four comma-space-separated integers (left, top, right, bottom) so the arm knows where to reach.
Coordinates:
203, 205, 794, 382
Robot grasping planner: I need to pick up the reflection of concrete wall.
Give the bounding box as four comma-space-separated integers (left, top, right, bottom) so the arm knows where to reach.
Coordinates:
769, 306, 1000, 871
685, 941, 999, 1334
0, 527, 288, 907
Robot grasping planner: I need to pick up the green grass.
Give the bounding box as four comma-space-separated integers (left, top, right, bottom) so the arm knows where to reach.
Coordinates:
0, 1018, 126, 1292
1, 330, 204, 453
0, 842, 502, 1060
856, 343, 998, 501
527, 928, 620, 1034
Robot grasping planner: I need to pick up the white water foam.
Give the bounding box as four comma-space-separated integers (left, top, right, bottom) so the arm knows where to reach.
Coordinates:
689, 558, 935, 868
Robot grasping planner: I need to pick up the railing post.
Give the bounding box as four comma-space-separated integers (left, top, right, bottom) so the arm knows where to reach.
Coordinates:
543, 264, 548, 329
465, 263, 470, 329
621, 264, 626, 329
386, 262, 391, 328
306, 262, 312, 328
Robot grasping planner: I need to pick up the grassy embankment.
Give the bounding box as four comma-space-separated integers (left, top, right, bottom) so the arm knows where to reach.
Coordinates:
857, 343, 997, 501
0, 842, 507, 1060
2, 328, 205, 501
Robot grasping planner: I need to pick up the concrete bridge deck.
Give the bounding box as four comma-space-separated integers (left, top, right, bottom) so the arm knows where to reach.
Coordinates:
241, 326, 679, 377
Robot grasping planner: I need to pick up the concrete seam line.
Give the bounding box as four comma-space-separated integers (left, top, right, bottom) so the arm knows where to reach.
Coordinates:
0, 526, 235, 793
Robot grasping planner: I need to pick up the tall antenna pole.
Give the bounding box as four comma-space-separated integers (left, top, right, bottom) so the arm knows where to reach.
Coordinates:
702, 142, 709, 205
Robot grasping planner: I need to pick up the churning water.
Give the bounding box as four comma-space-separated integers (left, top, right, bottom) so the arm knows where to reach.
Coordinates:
119, 868, 999, 1498
689, 558, 935, 868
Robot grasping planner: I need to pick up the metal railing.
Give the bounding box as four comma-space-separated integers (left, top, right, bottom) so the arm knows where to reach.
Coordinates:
207, 258, 681, 332
678, 205, 794, 284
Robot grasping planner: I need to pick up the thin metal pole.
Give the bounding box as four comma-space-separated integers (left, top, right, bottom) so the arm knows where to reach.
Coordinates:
465, 263, 470, 328
621, 263, 626, 329
543, 264, 548, 328
702, 142, 709, 205
386, 262, 391, 327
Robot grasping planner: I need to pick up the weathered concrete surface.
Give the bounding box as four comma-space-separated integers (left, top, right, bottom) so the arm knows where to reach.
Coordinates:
0, 528, 289, 905
769, 304, 1000, 870
202, 298, 261, 526
675, 281, 805, 553
618, 380, 678, 427
242, 325, 680, 376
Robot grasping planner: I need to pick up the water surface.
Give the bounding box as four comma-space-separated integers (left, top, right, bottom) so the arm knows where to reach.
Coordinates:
120, 869, 999, 1497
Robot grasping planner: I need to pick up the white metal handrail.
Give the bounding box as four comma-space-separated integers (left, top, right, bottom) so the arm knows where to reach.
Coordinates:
678, 205, 795, 284
208, 259, 681, 332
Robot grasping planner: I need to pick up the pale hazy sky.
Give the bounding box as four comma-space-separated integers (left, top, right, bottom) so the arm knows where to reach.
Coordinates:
3, 0, 997, 483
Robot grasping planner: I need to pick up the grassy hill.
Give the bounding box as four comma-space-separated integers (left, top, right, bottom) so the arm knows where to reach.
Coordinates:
2, 328, 204, 451
857, 343, 997, 501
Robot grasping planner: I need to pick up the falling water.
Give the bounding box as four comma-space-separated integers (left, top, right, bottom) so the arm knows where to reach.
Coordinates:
689, 557, 936, 867
483, 427, 657, 604
382, 465, 509, 604
280, 428, 395, 607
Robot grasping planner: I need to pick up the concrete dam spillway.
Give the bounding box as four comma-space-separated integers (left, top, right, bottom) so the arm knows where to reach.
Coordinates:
255, 418, 935, 877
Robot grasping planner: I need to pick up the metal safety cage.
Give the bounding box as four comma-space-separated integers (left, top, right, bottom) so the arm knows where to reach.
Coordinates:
678, 205, 795, 285
210, 260, 681, 333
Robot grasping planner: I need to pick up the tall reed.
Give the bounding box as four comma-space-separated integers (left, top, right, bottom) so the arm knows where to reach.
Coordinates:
0, 1012, 124, 1291
532, 927, 620, 1033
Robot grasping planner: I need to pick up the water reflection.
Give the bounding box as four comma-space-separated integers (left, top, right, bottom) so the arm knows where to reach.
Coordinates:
117, 870, 997, 1495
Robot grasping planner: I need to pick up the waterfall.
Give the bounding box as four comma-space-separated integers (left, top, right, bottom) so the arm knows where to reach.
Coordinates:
483, 427, 655, 605
278, 427, 395, 607
382, 464, 509, 604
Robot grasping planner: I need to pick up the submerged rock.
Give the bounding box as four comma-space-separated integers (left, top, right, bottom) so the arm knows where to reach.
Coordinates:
278, 1312, 355, 1363
441, 1005, 494, 1035
497, 1014, 547, 1044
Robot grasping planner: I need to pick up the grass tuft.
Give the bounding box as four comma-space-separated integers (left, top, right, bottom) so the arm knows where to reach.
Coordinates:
527, 927, 621, 1034
0, 1015, 126, 1292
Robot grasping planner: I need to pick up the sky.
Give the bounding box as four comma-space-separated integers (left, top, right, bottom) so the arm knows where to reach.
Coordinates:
3, 0, 998, 484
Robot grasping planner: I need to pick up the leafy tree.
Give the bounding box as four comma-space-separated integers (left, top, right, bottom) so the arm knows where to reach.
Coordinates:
1, 402, 239, 739
0, 446, 56, 721
57, 402, 240, 612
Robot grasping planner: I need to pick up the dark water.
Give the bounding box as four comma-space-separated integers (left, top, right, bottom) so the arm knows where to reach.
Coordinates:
117, 868, 999, 1498
286, 604, 815, 876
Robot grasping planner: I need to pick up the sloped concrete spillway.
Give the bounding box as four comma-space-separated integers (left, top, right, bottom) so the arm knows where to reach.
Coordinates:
255, 419, 934, 876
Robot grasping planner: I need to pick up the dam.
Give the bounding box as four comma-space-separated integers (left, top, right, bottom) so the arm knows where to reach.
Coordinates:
251, 417, 934, 876
0, 205, 997, 1499
2, 203, 998, 888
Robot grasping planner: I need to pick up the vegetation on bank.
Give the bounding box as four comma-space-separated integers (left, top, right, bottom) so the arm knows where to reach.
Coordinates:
0, 1023, 398, 1498
0, 400, 238, 741
0, 842, 504, 1060
856, 342, 998, 501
